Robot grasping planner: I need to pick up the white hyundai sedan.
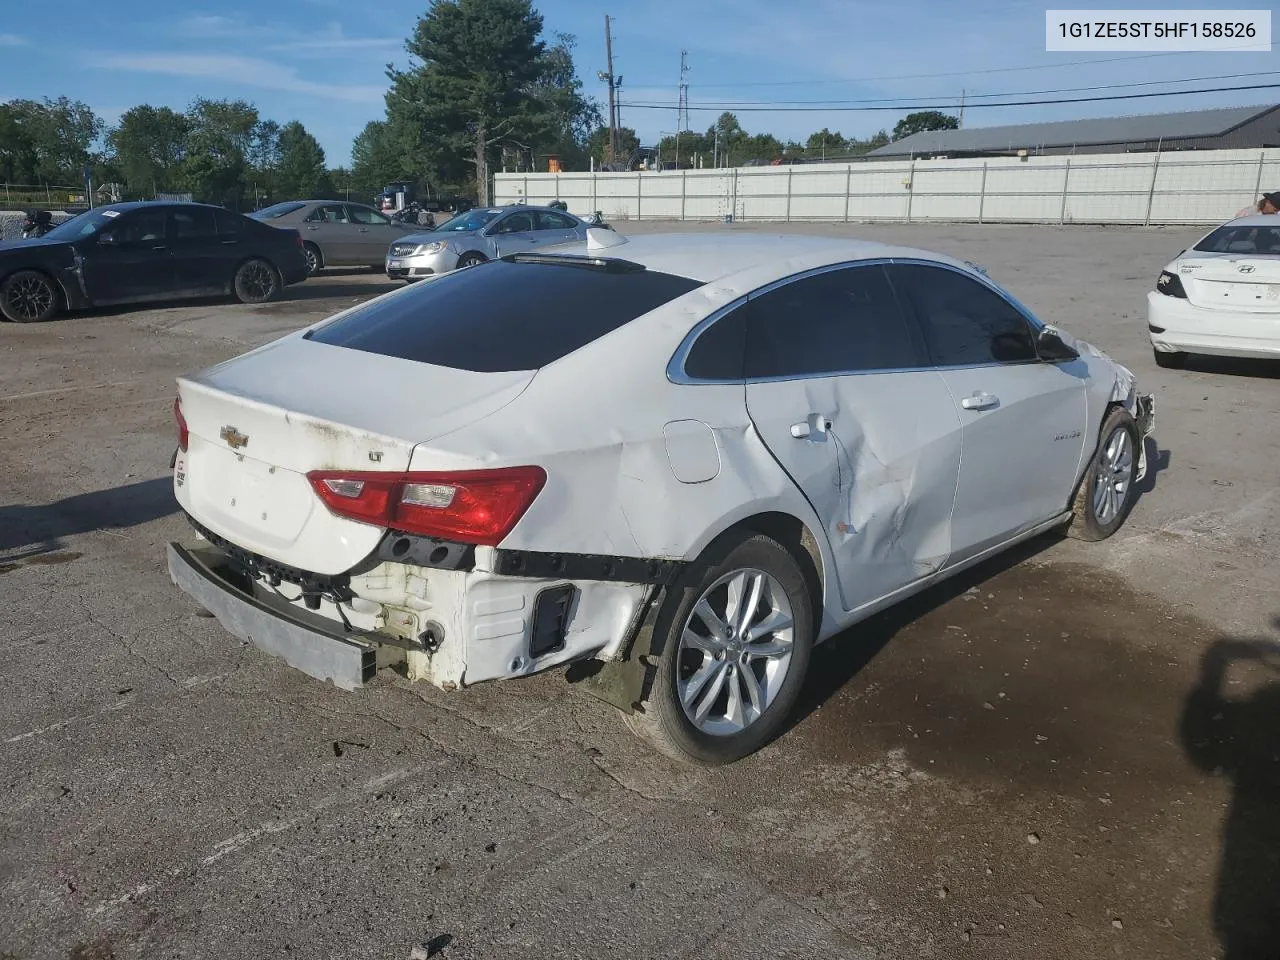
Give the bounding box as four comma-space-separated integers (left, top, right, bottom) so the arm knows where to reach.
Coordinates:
168, 231, 1154, 765
1148, 215, 1280, 367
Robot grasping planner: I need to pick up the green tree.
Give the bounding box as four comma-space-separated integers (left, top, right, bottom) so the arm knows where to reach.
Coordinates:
275, 121, 328, 199
586, 125, 639, 165
806, 128, 846, 157
350, 119, 412, 196
390, 0, 549, 205
523, 33, 602, 172
0, 102, 40, 184
182, 98, 260, 205
0, 98, 102, 185
107, 105, 189, 195
892, 111, 959, 141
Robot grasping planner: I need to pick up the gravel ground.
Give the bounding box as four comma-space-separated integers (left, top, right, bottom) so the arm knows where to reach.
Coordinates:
1, 225, 1278, 960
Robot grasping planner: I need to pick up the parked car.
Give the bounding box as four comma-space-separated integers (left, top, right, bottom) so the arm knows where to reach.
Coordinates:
0, 202, 308, 323
385, 204, 592, 281
166, 233, 1154, 764
249, 200, 420, 275
1148, 215, 1280, 367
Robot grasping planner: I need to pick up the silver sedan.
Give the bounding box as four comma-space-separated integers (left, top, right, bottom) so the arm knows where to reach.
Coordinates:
385, 205, 592, 281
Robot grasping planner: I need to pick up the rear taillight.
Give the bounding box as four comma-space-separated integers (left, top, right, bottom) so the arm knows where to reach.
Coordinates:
1156, 270, 1187, 299
174, 396, 189, 451
306, 466, 546, 546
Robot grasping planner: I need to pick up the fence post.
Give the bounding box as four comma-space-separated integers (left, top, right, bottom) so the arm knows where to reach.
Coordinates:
785, 167, 793, 222
636, 171, 642, 220
555, 175, 560, 201
592, 172, 597, 213
905, 159, 916, 223
844, 165, 852, 222
523, 174, 529, 203
978, 162, 988, 224
1144, 153, 1161, 226
731, 168, 739, 221
1059, 157, 1071, 225
681, 169, 687, 220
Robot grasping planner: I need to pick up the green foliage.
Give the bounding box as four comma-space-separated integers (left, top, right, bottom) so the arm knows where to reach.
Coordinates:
275, 121, 328, 199
892, 111, 959, 141
107, 105, 190, 194
0, 97, 102, 186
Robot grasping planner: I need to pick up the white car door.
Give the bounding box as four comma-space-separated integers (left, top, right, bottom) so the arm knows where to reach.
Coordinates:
533, 210, 582, 245
737, 263, 963, 613
888, 262, 1087, 563
484, 211, 541, 256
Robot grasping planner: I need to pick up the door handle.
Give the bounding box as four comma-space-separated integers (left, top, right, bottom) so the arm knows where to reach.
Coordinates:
358, 228, 369, 233
960, 392, 999, 410
306, 225, 319, 231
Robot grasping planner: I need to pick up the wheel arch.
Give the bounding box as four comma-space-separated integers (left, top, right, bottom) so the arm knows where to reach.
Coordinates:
0, 266, 69, 315
301, 240, 323, 269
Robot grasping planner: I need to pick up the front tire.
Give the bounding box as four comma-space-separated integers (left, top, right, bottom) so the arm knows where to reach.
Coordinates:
627, 533, 814, 765
1152, 347, 1186, 369
1066, 406, 1140, 542
233, 259, 281, 304
456, 252, 487, 269
0, 270, 60, 323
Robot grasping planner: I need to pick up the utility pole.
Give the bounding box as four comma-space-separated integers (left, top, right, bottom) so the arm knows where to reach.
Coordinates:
958, 88, 966, 128
597, 15, 621, 166
675, 50, 689, 170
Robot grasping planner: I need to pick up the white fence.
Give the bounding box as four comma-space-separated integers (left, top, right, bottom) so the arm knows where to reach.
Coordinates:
494, 147, 1280, 226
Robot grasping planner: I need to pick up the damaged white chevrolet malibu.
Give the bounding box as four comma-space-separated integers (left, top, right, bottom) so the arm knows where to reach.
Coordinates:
168, 231, 1155, 765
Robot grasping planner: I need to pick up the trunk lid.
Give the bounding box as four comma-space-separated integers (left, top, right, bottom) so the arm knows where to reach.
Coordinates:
176, 335, 534, 573
1179, 254, 1280, 313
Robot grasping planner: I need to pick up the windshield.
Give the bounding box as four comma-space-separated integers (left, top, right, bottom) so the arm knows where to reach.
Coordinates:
249, 201, 307, 221
1194, 224, 1280, 255
431, 209, 501, 233
42, 209, 124, 240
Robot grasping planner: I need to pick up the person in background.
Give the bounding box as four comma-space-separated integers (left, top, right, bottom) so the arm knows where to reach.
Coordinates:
1235, 191, 1280, 218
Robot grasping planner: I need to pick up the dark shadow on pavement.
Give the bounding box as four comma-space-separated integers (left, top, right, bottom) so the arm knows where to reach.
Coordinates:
1180, 629, 1280, 960
1136, 438, 1171, 497
1179, 355, 1280, 379
786, 531, 1061, 734
0, 477, 177, 560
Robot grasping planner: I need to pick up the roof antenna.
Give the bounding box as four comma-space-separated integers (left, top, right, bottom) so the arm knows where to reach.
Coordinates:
587, 227, 628, 250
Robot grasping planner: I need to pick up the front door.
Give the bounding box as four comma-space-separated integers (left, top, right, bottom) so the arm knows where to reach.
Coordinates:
346, 203, 408, 264
740, 263, 963, 613
81, 207, 175, 303
485, 211, 540, 257
888, 263, 1088, 562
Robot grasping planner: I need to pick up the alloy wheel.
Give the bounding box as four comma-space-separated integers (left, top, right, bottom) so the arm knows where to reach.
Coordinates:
1092, 425, 1133, 525
5, 275, 54, 321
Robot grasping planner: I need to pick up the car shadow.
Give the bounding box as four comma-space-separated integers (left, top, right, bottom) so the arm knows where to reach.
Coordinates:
1136, 437, 1171, 497
1179, 624, 1280, 959
0, 477, 178, 562
1179, 355, 1280, 379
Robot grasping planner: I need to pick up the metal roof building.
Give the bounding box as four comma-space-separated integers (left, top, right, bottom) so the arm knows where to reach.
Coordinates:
867, 104, 1280, 159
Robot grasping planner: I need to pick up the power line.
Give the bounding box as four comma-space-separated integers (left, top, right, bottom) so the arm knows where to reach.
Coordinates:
622, 45, 1276, 90
626, 70, 1280, 108
621, 81, 1280, 113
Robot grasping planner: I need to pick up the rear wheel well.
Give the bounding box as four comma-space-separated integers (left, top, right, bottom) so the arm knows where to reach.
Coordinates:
703, 512, 825, 634
302, 241, 322, 266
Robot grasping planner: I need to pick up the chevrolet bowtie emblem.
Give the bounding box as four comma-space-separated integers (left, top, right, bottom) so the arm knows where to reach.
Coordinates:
219, 425, 249, 449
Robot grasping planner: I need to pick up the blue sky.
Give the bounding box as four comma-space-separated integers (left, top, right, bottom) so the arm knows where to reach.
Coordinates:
1, 0, 1276, 166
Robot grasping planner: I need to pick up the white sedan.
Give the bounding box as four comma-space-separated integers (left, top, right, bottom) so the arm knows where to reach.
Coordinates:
1149, 215, 1280, 367
167, 231, 1155, 765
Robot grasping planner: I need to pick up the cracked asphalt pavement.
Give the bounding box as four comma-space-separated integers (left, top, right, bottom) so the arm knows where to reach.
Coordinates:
2, 226, 1279, 960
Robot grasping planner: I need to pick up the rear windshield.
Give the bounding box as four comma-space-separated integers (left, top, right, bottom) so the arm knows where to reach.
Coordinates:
250, 202, 307, 220
305, 258, 703, 372
1194, 224, 1280, 255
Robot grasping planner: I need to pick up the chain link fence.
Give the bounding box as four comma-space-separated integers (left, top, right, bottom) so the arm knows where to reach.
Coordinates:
495, 147, 1280, 226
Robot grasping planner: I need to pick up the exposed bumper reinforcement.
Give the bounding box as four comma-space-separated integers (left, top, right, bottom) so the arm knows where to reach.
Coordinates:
167, 542, 377, 691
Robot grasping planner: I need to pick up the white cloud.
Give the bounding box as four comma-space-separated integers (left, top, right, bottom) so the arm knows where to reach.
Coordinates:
94, 53, 384, 103
0, 33, 28, 46
267, 22, 400, 54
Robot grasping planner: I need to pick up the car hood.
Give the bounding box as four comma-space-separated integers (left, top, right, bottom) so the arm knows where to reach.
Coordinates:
1047, 324, 1140, 405
0, 236, 70, 253
397, 230, 479, 245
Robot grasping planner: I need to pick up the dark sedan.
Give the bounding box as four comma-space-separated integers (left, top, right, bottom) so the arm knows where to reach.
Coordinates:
0, 202, 309, 323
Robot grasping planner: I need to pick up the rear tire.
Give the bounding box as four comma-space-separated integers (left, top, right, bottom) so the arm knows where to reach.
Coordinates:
456, 252, 487, 269
1152, 347, 1186, 369
625, 533, 814, 765
0, 270, 60, 323
1066, 406, 1140, 542
302, 243, 322, 276
233, 259, 281, 304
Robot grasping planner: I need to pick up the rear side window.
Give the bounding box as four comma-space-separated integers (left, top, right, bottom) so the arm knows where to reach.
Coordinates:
307, 260, 703, 372
743, 264, 924, 378
172, 208, 217, 239
1194, 224, 1280, 254
214, 209, 242, 236
890, 264, 1037, 366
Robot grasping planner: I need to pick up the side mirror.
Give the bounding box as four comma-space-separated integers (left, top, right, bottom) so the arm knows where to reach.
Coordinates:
98, 232, 120, 247
1037, 327, 1080, 362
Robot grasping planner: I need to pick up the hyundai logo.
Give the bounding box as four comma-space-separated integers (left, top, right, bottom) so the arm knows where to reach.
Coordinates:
1238, 264, 1256, 274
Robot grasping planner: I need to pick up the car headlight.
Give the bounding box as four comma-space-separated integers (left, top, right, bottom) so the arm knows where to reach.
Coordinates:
415, 240, 448, 255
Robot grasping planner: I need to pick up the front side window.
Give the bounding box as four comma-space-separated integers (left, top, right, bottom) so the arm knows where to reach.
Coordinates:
307, 204, 349, 224
492, 212, 536, 234
104, 209, 168, 244
742, 264, 925, 378
890, 264, 1038, 366
348, 205, 391, 226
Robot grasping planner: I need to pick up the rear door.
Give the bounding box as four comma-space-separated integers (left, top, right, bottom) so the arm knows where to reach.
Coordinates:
81, 207, 176, 303
169, 207, 234, 294
303, 203, 356, 264
346, 203, 410, 263
738, 263, 962, 613
888, 262, 1087, 562
484, 211, 540, 256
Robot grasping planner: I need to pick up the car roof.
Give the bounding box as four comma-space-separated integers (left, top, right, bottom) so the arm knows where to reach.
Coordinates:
96, 200, 225, 213
552, 232, 970, 284
1223, 214, 1280, 226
